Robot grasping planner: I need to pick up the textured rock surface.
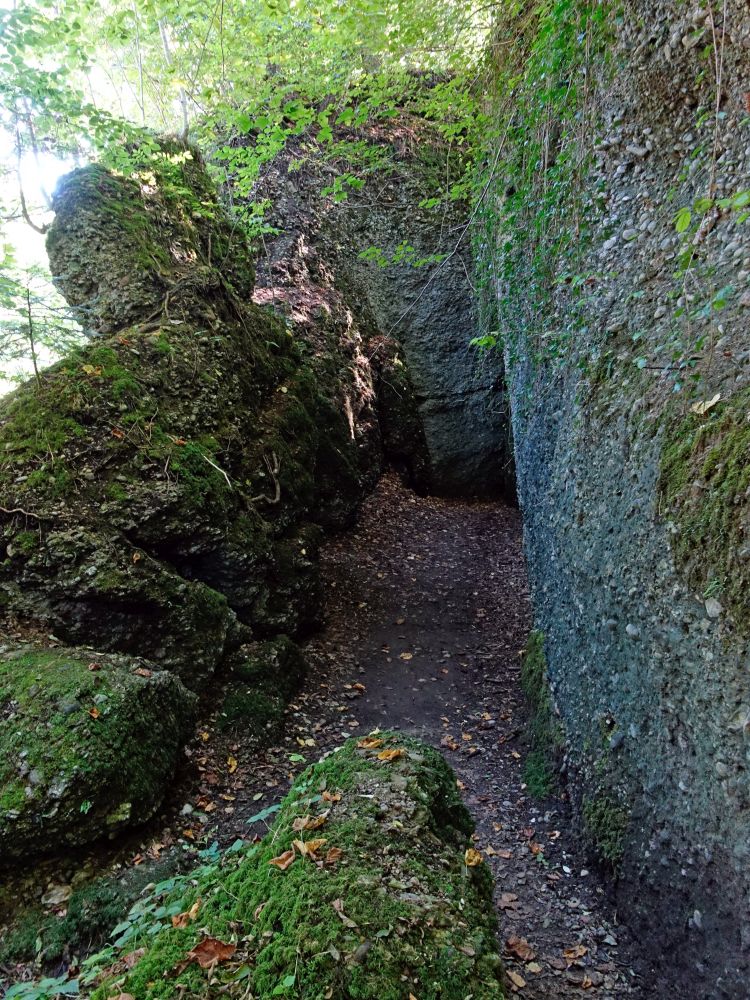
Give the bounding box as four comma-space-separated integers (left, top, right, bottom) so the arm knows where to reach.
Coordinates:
0, 142, 418, 850
491, 1, 750, 993
0, 645, 195, 858
251, 123, 513, 498
90, 735, 505, 999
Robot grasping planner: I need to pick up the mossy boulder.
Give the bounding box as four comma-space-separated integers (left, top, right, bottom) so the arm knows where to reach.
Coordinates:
0, 141, 373, 683
90, 735, 505, 999
219, 635, 306, 738
0, 645, 196, 860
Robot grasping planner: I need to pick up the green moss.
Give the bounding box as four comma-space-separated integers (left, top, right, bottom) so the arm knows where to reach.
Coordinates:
0, 646, 195, 857
659, 386, 750, 630
91, 736, 504, 1000
582, 793, 629, 869
219, 637, 306, 738
12, 530, 40, 554
520, 631, 564, 797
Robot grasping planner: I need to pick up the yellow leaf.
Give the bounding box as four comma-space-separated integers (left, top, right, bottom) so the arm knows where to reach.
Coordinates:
268, 849, 296, 870
690, 392, 721, 416
507, 969, 526, 990
227, 755, 238, 774
293, 837, 327, 858
464, 848, 483, 867
357, 737, 384, 749
377, 748, 406, 762
399, 652, 413, 661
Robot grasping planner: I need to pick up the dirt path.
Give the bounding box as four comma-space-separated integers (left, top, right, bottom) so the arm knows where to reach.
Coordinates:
181, 472, 644, 998
3, 473, 647, 997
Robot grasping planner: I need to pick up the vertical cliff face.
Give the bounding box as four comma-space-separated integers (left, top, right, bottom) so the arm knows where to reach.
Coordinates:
487, 0, 750, 992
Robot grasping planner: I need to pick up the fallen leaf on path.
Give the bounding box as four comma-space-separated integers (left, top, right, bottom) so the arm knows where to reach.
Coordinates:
499, 892, 519, 909
399, 652, 413, 661
227, 755, 238, 773
377, 748, 405, 761
526, 962, 542, 974
507, 969, 526, 990
506, 935, 535, 961
563, 944, 588, 963
184, 937, 236, 969
464, 848, 483, 867
268, 849, 296, 870
357, 737, 383, 749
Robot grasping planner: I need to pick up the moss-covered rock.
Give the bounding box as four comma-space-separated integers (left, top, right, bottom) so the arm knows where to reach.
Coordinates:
0, 141, 375, 685
89, 735, 505, 999
219, 635, 306, 739
520, 631, 563, 798
0, 645, 195, 859
659, 386, 750, 632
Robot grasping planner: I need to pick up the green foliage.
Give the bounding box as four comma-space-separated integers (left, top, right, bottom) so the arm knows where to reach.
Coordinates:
473, 0, 613, 366
83, 736, 503, 1000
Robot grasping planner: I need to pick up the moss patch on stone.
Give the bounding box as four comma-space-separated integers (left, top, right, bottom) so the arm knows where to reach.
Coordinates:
659, 386, 750, 631
0, 645, 196, 859
582, 793, 629, 869
520, 631, 564, 797
90, 735, 505, 1000
218, 635, 306, 740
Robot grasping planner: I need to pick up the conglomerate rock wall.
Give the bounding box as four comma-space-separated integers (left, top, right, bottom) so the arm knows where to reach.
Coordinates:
488, 1, 750, 993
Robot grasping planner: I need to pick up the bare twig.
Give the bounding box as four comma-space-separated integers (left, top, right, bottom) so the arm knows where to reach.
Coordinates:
199, 451, 233, 489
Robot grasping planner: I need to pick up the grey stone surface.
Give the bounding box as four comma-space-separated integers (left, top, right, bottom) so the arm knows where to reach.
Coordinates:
492, 0, 750, 993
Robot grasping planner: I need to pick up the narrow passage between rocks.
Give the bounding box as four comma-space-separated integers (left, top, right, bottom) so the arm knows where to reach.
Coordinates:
186, 473, 646, 999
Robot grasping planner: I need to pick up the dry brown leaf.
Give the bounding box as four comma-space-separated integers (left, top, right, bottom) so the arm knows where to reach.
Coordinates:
293, 837, 328, 859
133, 667, 152, 678
325, 847, 343, 864
357, 737, 384, 749
88, 706, 100, 719
507, 969, 526, 990
506, 935, 535, 961
499, 892, 519, 909
121, 949, 145, 969
563, 944, 588, 963
268, 849, 296, 871
171, 898, 201, 929
322, 790, 342, 802
464, 848, 483, 867
377, 748, 406, 762
184, 936, 236, 969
